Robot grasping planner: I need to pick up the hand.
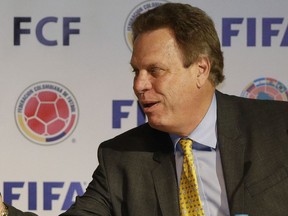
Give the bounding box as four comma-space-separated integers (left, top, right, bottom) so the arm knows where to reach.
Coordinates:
0, 193, 8, 215
0, 193, 4, 208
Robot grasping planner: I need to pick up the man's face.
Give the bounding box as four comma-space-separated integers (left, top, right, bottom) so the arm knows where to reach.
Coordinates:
130, 28, 209, 135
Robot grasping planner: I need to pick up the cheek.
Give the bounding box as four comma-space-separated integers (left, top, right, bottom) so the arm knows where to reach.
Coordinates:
154, 79, 178, 102
162, 86, 182, 107
170, 81, 195, 105
154, 74, 192, 102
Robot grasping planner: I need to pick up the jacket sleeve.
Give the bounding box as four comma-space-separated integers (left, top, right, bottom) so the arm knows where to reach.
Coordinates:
60, 147, 113, 216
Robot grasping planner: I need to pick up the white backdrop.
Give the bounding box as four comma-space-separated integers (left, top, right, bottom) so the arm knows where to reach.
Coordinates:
1, 0, 287, 215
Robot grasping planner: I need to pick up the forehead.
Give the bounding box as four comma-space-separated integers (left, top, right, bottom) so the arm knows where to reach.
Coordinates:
130, 28, 182, 66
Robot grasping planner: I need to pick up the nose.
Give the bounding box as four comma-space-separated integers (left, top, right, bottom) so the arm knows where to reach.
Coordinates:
133, 70, 152, 96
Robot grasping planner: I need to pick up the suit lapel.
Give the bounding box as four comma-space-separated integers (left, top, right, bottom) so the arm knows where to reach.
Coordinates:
216, 91, 248, 214
151, 132, 180, 216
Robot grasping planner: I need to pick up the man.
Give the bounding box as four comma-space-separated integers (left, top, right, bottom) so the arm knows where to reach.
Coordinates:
2, 3, 288, 216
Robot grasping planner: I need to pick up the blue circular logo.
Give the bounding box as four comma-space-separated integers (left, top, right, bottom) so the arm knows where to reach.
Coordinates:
241, 77, 288, 101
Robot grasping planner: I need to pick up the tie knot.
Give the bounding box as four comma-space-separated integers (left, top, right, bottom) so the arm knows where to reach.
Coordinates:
179, 138, 193, 155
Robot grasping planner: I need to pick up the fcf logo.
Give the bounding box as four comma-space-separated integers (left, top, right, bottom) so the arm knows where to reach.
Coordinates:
15, 81, 79, 145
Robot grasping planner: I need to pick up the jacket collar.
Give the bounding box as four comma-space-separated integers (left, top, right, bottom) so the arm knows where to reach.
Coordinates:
216, 90, 248, 214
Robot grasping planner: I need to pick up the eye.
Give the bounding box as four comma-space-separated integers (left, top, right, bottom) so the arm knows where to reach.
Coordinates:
148, 66, 164, 77
131, 68, 139, 76
149, 67, 158, 73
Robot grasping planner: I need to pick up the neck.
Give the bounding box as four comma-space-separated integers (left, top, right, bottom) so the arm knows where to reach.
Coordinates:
174, 85, 215, 137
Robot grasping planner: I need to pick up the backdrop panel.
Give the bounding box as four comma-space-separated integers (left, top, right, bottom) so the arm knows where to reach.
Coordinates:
0, 0, 287, 215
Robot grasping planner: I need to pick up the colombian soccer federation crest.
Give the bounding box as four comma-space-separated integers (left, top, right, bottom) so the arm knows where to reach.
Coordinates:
241, 77, 288, 101
124, 0, 167, 51
15, 81, 79, 145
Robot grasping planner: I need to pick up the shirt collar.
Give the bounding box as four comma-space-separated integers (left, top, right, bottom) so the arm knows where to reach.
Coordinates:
170, 93, 217, 151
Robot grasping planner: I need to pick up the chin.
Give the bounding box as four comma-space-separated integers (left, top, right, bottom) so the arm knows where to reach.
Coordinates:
147, 118, 170, 133
147, 117, 161, 128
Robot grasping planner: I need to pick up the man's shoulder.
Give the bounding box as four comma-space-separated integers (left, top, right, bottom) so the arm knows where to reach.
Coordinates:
99, 123, 172, 152
216, 90, 288, 112
216, 90, 288, 131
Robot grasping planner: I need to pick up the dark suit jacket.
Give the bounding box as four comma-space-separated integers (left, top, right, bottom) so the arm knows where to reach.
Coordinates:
8, 91, 288, 215
61, 91, 288, 216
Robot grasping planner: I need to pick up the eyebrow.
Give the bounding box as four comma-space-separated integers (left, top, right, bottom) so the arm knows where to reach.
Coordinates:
130, 62, 160, 69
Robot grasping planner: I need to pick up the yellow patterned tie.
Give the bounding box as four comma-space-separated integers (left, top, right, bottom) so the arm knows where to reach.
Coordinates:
179, 138, 205, 216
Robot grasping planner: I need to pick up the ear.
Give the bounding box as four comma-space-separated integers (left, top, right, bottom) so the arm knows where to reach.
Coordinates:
195, 56, 211, 88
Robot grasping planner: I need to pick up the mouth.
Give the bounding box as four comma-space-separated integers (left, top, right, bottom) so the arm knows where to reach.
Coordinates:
141, 101, 159, 111
143, 102, 156, 108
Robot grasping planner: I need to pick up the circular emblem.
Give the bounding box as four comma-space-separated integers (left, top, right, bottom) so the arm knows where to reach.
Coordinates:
241, 77, 288, 101
124, 0, 167, 51
15, 81, 79, 145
